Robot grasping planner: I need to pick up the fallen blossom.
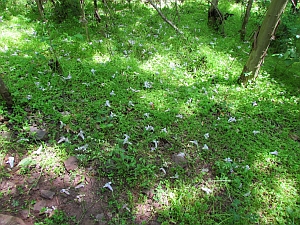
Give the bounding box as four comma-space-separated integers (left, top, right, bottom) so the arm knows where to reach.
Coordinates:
170, 173, 179, 179
144, 81, 152, 88
160, 168, 166, 174
145, 125, 154, 132
123, 134, 132, 145
165, 108, 170, 112
270, 151, 278, 156
161, 128, 167, 133
201, 168, 209, 173
59, 121, 66, 129
224, 158, 233, 162
252, 101, 258, 106
60, 188, 70, 195
177, 152, 185, 157
75, 194, 85, 202
33, 145, 43, 155
202, 144, 209, 150
190, 140, 199, 147
176, 114, 183, 119
144, 113, 150, 118
245, 165, 250, 170
63, 73, 72, 80
75, 144, 88, 151
228, 117, 236, 123
77, 130, 84, 140
253, 130, 260, 135
153, 140, 159, 149
122, 204, 130, 212
105, 100, 111, 107
103, 182, 113, 192
110, 112, 117, 118
58, 136, 70, 144
128, 101, 134, 107
26, 95, 32, 100
244, 191, 251, 197
91, 69, 96, 74
201, 187, 212, 194
110, 90, 116, 96
204, 133, 209, 139
6, 157, 14, 168
75, 183, 85, 189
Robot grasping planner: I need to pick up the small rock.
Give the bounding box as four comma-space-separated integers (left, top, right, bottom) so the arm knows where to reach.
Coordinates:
33, 200, 47, 212
40, 190, 55, 199
20, 210, 29, 219
29, 126, 47, 140
64, 156, 79, 172
172, 154, 187, 168
0, 214, 26, 225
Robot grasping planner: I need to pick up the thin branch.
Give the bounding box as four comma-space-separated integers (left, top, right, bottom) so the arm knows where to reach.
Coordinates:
147, 0, 184, 35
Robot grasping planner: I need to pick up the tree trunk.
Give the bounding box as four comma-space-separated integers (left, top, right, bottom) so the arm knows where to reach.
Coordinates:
35, 0, 44, 19
94, 0, 101, 23
238, 0, 288, 85
208, 0, 222, 33
0, 77, 13, 109
240, 0, 253, 41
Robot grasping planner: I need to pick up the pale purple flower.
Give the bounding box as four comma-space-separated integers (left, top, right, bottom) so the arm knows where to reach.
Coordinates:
252, 101, 258, 106
224, 158, 233, 162
110, 90, 116, 96
33, 145, 43, 155
105, 100, 111, 107
253, 130, 260, 135
75, 183, 85, 189
77, 130, 84, 140
204, 133, 209, 139
63, 73, 72, 80
123, 134, 132, 145
144, 113, 150, 118
60, 121, 66, 129
170, 173, 179, 179
201, 187, 212, 194
76, 144, 88, 151
58, 136, 70, 144
190, 140, 199, 147
202, 144, 209, 150
160, 168, 166, 174
161, 128, 167, 133
103, 182, 113, 192
60, 188, 70, 195
144, 81, 152, 88
176, 114, 183, 119
228, 117, 236, 123
145, 125, 154, 132
6, 157, 14, 168
201, 168, 209, 172
177, 152, 185, 157
110, 112, 116, 118
128, 101, 134, 107
153, 140, 159, 149
270, 151, 278, 156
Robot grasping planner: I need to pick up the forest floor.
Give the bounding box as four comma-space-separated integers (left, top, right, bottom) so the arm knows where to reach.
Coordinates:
0, 1, 300, 225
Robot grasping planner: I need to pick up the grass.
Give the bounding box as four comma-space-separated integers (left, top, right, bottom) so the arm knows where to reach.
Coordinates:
0, 0, 299, 224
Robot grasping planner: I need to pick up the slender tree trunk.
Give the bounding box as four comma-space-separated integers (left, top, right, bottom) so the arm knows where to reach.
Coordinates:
35, 0, 44, 19
94, 0, 101, 23
240, 0, 253, 41
238, 0, 288, 85
0, 77, 13, 109
80, 0, 90, 42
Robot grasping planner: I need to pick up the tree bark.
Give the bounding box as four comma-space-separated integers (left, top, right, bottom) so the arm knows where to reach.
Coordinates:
35, 0, 44, 19
0, 77, 13, 108
94, 0, 101, 23
238, 0, 288, 85
240, 0, 253, 41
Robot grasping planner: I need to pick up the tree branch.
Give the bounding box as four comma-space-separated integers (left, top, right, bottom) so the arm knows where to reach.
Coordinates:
147, 0, 183, 35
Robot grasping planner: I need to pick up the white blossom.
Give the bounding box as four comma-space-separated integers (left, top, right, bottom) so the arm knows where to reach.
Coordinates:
60, 188, 70, 195
76, 144, 88, 151
128, 101, 134, 107
224, 157, 233, 162
123, 134, 132, 145
176, 114, 183, 119
228, 117, 236, 123
75, 183, 85, 189
110, 112, 117, 118
202, 144, 209, 150
110, 90, 116, 96
160, 168, 166, 174
103, 182, 113, 192
77, 130, 84, 140
204, 133, 209, 139
63, 73, 72, 80
6, 157, 14, 168
190, 140, 199, 147
60, 121, 65, 129
201, 187, 212, 194
33, 145, 43, 155
144, 81, 153, 88
170, 173, 179, 179
58, 136, 70, 144
253, 130, 260, 135
153, 140, 159, 149
161, 128, 167, 133
270, 151, 278, 156
145, 125, 154, 132
144, 113, 150, 118
252, 101, 258, 106
105, 100, 111, 107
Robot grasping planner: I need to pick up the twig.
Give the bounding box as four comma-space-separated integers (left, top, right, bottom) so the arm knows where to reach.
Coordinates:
147, 0, 184, 35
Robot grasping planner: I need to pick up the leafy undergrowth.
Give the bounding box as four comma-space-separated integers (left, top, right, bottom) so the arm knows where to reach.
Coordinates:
0, 0, 299, 225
